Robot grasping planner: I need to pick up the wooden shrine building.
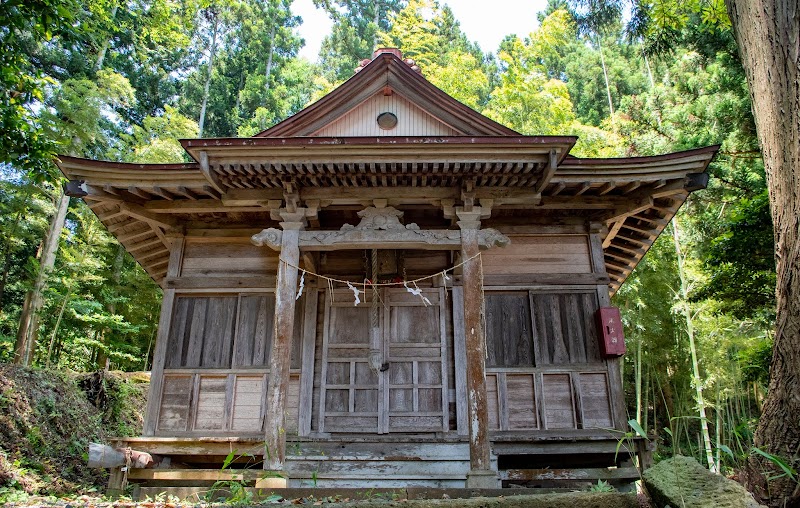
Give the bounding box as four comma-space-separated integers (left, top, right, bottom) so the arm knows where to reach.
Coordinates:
59, 49, 718, 493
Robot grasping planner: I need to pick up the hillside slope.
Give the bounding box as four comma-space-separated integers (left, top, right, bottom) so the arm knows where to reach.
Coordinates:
0, 366, 148, 500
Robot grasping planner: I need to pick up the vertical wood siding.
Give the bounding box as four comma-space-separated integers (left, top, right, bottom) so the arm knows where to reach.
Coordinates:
311, 93, 461, 137
483, 289, 615, 432
155, 292, 303, 436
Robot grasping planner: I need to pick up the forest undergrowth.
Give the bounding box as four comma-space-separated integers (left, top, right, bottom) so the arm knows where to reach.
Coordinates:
0, 366, 147, 502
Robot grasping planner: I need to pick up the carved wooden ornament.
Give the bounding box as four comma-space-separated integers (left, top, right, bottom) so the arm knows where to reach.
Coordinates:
252, 206, 510, 251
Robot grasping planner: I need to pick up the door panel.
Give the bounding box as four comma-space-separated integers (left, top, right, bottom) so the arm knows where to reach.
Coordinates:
386, 288, 447, 432
319, 288, 447, 434
319, 299, 378, 433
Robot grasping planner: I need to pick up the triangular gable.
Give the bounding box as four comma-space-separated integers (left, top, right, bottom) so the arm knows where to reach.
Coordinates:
311, 91, 462, 137
256, 49, 519, 138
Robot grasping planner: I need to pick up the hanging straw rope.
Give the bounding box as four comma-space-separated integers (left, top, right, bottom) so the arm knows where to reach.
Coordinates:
282, 252, 482, 289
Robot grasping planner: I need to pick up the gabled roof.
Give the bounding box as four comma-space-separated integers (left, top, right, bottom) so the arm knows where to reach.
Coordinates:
256, 49, 518, 138
54, 49, 719, 290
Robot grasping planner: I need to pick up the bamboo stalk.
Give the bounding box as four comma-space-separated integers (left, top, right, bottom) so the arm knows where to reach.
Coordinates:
671, 219, 716, 472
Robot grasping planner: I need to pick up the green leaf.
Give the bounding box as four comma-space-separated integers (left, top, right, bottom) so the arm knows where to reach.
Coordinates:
751, 447, 797, 481
628, 419, 648, 439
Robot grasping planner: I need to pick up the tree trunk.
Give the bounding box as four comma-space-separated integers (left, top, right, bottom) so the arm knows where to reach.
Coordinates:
14, 191, 70, 366
726, 0, 800, 505
596, 36, 615, 129
198, 13, 220, 138
264, 23, 276, 95
95, 4, 119, 70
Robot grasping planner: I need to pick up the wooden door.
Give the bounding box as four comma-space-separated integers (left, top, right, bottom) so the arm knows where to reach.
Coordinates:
384, 288, 448, 432
319, 288, 448, 434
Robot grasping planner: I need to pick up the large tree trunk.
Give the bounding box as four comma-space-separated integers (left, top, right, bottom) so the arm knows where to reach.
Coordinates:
725, 0, 800, 506
14, 191, 70, 366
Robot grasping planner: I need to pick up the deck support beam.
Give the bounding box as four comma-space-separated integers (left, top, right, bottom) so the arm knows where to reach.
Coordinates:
457, 207, 498, 488
263, 210, 306, 481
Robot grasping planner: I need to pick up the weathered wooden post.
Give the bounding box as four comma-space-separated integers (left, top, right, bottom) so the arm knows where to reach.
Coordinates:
262, 210, 306, 485
456, 207, 498, 488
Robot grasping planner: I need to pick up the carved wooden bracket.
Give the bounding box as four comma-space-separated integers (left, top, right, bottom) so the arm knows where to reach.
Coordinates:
252, 206, 510, 252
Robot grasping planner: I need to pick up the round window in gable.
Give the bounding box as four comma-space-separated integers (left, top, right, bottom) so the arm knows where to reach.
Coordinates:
377, 112, 398, 130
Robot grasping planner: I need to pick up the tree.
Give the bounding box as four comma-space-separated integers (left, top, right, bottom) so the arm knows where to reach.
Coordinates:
483, 10, 623, 156
0, 0, 77, 176
314, 0, 405, 82
723, 2, 800, 505
378, 0, 494, 109
571, 0, 798, 503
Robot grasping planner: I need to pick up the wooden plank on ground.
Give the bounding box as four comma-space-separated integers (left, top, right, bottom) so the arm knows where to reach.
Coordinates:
499, 467, 640, 482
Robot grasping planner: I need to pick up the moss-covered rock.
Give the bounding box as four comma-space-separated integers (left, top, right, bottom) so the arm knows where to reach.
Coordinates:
643, 455, 764, 508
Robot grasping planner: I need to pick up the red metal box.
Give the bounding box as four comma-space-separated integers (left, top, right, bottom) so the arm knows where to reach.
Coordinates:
596, 306, 626, 357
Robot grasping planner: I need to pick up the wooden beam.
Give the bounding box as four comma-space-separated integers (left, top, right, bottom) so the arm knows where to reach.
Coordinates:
603, 220, 625, 249
119, 203, 177, 229
574, 181, 592, 196
145, 199, 266, 214
533, 149, 558, 195
597, 182, 617, 196
199, 151, 225, 194
499, 467, 641, 482
163, 276, 275, 289
151, 186, 175, 201
606, 196, 654, 223
127, 186, 153, 200
117, 228, 155, 243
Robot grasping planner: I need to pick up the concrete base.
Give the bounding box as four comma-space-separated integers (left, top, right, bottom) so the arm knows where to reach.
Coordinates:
465, 469, 499, 488
255, 475, 288, 489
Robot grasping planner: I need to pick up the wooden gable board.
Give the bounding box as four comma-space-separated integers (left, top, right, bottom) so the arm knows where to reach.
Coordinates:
256, 51, 518, 138
311, 92, 462, 137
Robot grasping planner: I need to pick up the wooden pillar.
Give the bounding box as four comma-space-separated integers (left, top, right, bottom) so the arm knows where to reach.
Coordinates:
263, 211, 305, 481
143, 234, 184, 437
456, 208, 498, 488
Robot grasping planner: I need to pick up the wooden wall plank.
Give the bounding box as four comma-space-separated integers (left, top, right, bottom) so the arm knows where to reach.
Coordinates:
506, 374, 537, 430
311, 93, 461, 137
157, 375, 192, 432
231, 376, 265, 432
578, 373, 614, 429
542, 373, 576, 430
298, 288, 319, 436
194, 376, 227, 430
485, 293, 534, 367
451, 287, 468, 436
233, 294, 274, 367
181, 242, 279, 277
481, 235, 592, 275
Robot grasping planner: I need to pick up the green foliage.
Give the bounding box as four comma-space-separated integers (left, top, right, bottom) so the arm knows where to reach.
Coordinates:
0, 0, 77, 177
378, 0, 493, 109
692, 191, 775, 320
314, 0, 405, 82
589, 479, 615, 492
0, 366, 146, 496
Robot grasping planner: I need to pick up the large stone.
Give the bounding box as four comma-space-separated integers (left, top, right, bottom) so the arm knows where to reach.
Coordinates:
643, 455, 764, 508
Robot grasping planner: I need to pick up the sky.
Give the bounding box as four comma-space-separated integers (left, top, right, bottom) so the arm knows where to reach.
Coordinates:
292, 0, 550, 61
